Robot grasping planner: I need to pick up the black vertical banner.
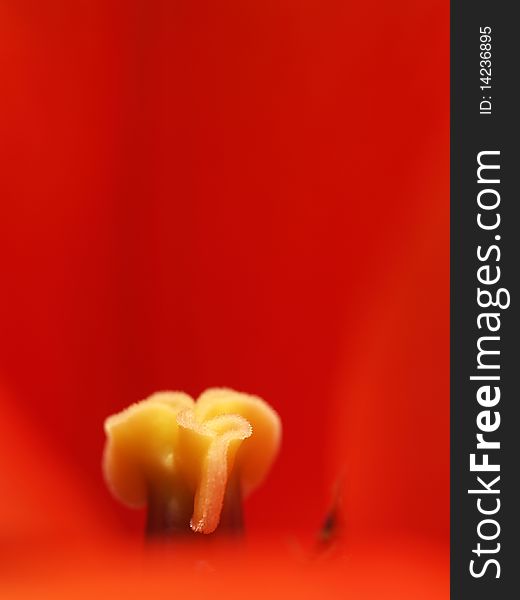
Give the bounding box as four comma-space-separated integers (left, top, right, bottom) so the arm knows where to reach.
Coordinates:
451, 2, 519, 598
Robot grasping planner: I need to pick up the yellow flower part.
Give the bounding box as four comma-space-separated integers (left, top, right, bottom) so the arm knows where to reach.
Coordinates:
103, 388, 281, 535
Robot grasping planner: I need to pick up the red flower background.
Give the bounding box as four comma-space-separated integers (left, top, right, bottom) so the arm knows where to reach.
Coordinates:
0, 1, 448, 598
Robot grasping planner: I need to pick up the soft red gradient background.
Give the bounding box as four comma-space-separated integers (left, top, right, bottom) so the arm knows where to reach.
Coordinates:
0, 0, 448, 597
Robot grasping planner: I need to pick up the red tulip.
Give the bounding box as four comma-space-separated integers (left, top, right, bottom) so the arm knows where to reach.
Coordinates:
0, 1, 448, 597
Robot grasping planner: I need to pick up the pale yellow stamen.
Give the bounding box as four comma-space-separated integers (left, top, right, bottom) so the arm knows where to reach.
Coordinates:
102, 388, 281, 535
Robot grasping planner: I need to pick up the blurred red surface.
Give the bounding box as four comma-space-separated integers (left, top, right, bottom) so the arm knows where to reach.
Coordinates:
0, 0, 448, 596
